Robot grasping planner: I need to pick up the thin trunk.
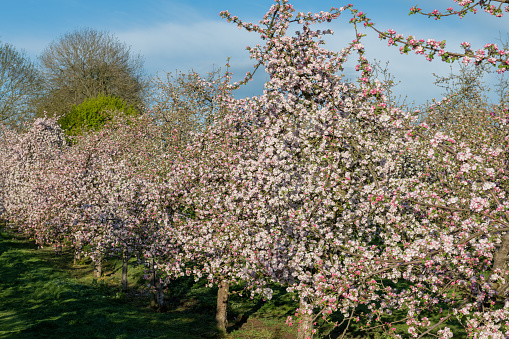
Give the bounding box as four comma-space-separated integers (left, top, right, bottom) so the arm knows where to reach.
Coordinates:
94, 254, 102, 278
297, 297, 314, 339
121, 250, 128, 292
73, 237, 82, 265
73, 250, 81, 265
149, 258, 157, 308
216, 279, 229, 335
492, 232, 509, 295
55, 241, 62, 255
149, 258, 165, 309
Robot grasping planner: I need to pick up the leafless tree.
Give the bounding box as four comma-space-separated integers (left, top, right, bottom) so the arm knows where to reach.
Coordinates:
419, 63, 505, 148
0, 42, 42, 129
151, 68, 228, 153
37, 28, 150, 117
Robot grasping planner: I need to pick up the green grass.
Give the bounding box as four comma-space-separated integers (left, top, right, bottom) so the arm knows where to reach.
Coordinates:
0, 227, 219, 339
0, 224, 471, 338
0, 226, 301, 339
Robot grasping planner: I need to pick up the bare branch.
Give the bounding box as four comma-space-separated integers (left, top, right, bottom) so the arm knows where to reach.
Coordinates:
37, 28, 150, 117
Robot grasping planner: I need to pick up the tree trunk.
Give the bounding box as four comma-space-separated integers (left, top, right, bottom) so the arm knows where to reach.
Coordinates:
297, 297, 314, 339
55, 241, 62, 255
122, 250, 128, 292
492, 232, 509, 295
73, 236, 82, 265
94, 255, 102, 278
216, 279, 229, 335
149, 258, 165, 309
73, 249, 81, 265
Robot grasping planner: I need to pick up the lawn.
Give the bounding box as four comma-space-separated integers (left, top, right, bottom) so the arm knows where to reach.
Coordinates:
0, 225, 303, 339
0, 223, 468, 339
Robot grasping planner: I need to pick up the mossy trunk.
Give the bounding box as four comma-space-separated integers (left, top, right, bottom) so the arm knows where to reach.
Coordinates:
216, 279, 229, 335
73, 236, 82, 265
73, 249, 81, 265
94, 255, 102, 278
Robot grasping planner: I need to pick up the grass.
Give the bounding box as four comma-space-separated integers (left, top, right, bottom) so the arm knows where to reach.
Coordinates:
0, 225, 302, 339
0, 228, 216, 338
0, 223, 471, 338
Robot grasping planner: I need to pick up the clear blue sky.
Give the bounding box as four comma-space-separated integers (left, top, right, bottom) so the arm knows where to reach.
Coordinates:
0, 0, 507, 107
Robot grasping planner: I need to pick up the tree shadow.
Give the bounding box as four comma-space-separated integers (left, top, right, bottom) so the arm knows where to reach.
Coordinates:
0, 229, 223, 339
227, 296, 266, 332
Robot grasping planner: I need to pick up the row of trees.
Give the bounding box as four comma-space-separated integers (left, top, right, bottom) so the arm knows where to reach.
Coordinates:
1, 1, 509, 338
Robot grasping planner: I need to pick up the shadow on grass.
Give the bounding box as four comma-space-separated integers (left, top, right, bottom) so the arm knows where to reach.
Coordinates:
0, 228, 222, 339
0, 227, 298, 339
3, 225, 409, 339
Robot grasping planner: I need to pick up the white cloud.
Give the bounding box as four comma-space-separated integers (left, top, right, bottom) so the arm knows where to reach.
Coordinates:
118, 20, 262, 76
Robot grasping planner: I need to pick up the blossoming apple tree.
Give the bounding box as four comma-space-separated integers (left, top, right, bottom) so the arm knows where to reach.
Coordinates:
0, 0, 508, 338
212, 1, 509, 337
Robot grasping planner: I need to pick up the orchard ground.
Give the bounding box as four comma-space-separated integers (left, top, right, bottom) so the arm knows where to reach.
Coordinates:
0, 222, 468, 339
0, 222, 300, 339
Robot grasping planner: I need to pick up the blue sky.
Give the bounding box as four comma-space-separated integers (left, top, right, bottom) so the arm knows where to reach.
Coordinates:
0, 0, 507, 107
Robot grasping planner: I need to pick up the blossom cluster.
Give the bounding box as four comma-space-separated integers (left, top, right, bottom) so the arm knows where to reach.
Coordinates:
353, 2, 509, 73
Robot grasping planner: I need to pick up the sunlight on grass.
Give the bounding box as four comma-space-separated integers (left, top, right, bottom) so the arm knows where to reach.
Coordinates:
1, 225, 463, 339
0, 226, 299, 338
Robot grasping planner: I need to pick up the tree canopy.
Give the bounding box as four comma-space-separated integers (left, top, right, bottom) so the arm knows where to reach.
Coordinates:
0, 42, 42, 129
37, 28, 149, 118
58, 94, 139, 137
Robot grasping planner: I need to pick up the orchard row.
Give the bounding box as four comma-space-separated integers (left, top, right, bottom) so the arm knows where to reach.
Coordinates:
1, 1, 509, 338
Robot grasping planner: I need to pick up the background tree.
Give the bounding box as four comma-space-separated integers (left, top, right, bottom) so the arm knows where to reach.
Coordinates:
0, 42, 42, 129
151, 68, 228, 153
418, 63, 507, 150
494, 33, 509, 107
58, 94, 139, 137
37, 28, 149, 117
